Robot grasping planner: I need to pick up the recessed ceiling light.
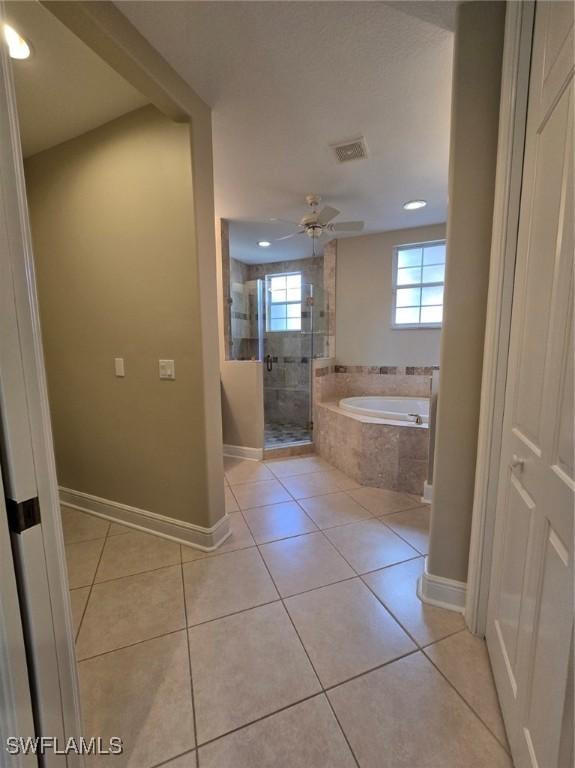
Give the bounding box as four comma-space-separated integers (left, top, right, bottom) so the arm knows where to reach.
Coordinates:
257, 240, 271, 248
403, 200, 427, 211
3, 24, 31, 60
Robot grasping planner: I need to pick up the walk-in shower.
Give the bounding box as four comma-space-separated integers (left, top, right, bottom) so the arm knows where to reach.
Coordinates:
226, 252, 327, 449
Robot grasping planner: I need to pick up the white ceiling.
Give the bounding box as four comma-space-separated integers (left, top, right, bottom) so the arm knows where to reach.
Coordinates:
6, 1, 148, 158
117, 1, 454, 263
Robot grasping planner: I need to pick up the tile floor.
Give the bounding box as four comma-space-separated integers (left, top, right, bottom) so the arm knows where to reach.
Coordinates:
63, 454, 511, 768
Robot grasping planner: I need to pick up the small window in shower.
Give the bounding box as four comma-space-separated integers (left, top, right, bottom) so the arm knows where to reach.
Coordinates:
266, 272, 302, 331
392, 240, 446, 328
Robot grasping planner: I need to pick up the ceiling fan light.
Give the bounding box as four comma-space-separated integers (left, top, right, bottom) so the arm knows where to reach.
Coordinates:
403, 199, 427, 211
3, 24, 31, 60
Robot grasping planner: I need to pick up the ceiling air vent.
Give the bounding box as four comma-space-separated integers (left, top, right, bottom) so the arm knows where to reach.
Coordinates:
332, 137, 368, 163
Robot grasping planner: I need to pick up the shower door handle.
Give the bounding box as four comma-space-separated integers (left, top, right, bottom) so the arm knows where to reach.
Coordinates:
265, 355, 273, 372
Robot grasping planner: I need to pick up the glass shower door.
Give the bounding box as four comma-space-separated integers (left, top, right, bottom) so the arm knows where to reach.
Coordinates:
262, 278, 313, 448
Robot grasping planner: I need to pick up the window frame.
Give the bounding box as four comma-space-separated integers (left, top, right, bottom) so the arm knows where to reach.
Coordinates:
265, 270, 303, 333
391, 239, 446, 330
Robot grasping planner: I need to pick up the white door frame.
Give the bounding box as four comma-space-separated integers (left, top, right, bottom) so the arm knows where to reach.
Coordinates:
0, 2, 84, 763
465, 0, 535, 636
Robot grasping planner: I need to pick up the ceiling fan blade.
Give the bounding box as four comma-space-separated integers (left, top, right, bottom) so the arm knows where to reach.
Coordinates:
273, 231, 305, 241
270, 217, 301, 226
316, 205, 340, 225
330, 221, 364, 232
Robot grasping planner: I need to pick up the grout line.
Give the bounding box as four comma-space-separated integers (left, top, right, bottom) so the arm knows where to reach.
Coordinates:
187, 596, 282, 631
89, 560, 183, 587
73, 521, 111, 642
359, 573, 424, 650
420, 625, 468, 649
421, 645, 511, 755
76, 626, 188, 664
323, 647, 421, 695
180, 559, 201, 768
375, 515, 427, 557
245, 539, 362, 768
195, 691, 330, 751
150, 748, 195, 768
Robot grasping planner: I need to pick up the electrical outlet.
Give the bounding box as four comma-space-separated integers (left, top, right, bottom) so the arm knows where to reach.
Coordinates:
159, 359, 175, 380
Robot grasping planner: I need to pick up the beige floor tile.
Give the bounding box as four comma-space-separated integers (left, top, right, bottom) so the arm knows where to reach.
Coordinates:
328, 652, 512, 768
69, 587, 90, 636
383, 505, 430, 554
362, 558, 465, 646
285, 579, 415, 687
232, 479, 292, 509
61, 507, 110, 544
425, 630, 508, 748
65, 539, 105, 589
94, 531, 181, 582
198, 695, 356, 768
243, 500, 317, 544
265, 455, 333, 478
158, 753, 195, 767
108, 522, 132, 536
280, 470, 360, 500
260, 532, 355, 597
299, 492, 372, 529
224, 486, 239, 513
225, 457, 275, 485
180, 544, 209, 563
347, 486, 421, 516
79, 631, 195, 767
183, 547, 278, 625
76, 565, 185, 659
324, 519, 418, 574
188, 602, 320, 744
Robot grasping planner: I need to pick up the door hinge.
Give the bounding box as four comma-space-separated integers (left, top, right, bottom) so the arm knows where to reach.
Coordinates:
6, 497, 41, 533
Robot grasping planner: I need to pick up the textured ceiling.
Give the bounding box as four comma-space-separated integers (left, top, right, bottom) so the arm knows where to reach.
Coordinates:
117, 2, 453, 264
7, 1, 148, 158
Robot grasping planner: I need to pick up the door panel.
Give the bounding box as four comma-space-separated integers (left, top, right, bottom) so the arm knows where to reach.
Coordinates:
496, 475, 533, 678
487, 3, 574, 767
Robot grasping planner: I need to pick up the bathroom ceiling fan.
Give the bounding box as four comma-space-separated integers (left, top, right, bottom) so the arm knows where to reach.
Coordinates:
271, 194, 364, 241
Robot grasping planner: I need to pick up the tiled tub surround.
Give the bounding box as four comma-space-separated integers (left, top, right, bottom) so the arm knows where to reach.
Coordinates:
315, 403, 429, 495
313, 363, 436, 495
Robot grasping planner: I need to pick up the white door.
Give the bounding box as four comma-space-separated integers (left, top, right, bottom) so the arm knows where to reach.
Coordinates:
486, 2, 574, 767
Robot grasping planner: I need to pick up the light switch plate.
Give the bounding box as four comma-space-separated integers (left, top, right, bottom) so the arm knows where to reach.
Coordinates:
114, 358, 125, 377
159, 359, 175, 380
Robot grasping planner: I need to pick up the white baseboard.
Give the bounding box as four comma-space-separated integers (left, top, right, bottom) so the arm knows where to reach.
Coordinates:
421, 481, 433, 505
59, 487, 231, 552
223, 444, 264, 460
417, 557, 466, 614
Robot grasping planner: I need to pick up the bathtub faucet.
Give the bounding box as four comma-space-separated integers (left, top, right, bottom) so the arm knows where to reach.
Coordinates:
408, 413, 423, 425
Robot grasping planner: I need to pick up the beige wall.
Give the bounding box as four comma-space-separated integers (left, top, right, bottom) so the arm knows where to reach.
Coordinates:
428, 1, 505, 583
221, 361, 264, 450
335, 224, 446, 366
25, 105, 222, 527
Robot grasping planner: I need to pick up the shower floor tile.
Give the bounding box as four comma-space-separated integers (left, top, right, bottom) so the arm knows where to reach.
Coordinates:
265, 422, 312, 447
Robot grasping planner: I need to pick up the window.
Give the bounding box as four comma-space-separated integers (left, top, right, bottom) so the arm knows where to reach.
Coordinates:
392, 240, 446, 328
266, 272, 302, 331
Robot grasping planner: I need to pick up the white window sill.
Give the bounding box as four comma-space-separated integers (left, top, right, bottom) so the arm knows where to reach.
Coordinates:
390, 323, 442, 330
